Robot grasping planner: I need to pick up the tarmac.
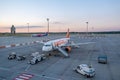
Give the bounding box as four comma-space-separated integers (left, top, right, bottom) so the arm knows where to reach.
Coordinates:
0, 34, 120, 80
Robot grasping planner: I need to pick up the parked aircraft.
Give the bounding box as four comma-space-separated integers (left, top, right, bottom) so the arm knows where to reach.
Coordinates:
32, 32, 48, 37
42, 29, 95, 57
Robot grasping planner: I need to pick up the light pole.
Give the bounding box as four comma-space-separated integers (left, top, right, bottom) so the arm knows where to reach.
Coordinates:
27, 23, 29, 33
86, 22, 88, 35
92, 26, 94, 36
47, 18, 49, 34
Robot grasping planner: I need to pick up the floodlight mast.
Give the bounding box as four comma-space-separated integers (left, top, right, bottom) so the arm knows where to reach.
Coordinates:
27, 23, 29, 33
47, 18, 49, 34
86, 22, 88, 35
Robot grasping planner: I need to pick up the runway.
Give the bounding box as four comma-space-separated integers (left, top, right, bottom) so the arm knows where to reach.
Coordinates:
0, 34, 120, 80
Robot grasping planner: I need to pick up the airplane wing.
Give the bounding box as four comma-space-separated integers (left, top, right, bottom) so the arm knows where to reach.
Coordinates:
36, 40, 50, 44
36, 41, 45, 44
65, 42, 96, 47
55, 42, 95, 57
56, 47, 69, 57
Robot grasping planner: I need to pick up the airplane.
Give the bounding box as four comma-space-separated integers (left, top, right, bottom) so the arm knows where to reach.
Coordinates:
42, 29, 95, 57
31, 32, 48, 37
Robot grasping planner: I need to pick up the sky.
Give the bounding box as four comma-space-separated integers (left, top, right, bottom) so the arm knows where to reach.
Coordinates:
0, 0, 120, 33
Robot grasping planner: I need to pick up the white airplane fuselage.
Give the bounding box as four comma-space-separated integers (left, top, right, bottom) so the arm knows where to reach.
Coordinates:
42, 38, 70, 52
41, 28, 95, 57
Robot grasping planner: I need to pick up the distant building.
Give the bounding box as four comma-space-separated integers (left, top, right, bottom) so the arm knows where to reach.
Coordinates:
11, 25, 16, 34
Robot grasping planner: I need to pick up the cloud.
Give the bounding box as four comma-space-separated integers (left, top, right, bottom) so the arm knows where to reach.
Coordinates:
16, 26, 45, 29
0, 26, 45, 29
0, 27, 10, 29
52, 21, 65, 25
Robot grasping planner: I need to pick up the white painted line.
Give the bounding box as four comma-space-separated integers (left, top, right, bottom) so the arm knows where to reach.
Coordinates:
14, 73, 34, 80
14, 78, 24, 80
36, 41, 39, 42
24, 65, 31, 71
0, 40, 41, 49
19, 76, 30, 79
22, 74, 33, 77
0, 67, 10, 71
33, 73, 62, 80
6, 45, 11, 48
16, 44, 20, 46
42, 76, 62, 80
22, 43, 25, 46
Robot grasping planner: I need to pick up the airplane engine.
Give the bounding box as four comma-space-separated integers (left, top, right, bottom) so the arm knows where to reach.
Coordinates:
65, 46, 71, 52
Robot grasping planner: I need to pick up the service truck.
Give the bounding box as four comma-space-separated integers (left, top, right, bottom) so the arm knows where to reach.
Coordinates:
29, 52, 46, 64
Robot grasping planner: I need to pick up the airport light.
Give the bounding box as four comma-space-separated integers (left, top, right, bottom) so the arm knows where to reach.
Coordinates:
86, 22, 88, 35
91, 26, 94, 36
47, 18, 49, 33
27, 23, 29, 33
92, 27, 94, 31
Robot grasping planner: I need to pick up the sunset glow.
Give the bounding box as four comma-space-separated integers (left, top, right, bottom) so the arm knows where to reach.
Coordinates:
0, 0, 120, 33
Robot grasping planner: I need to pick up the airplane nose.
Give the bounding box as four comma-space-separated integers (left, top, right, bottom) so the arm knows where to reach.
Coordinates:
42, 45, 52, 51
42, 46, 46, 51
42, 46, 50, 51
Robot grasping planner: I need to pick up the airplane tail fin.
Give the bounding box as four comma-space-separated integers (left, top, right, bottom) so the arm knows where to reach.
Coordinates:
66, 28, 70, 38
45, 32, 48, 36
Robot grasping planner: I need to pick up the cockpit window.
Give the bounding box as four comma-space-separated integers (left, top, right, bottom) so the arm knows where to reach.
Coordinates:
45, 45, 51, 46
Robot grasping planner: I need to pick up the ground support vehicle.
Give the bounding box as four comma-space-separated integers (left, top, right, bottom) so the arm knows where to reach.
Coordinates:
74, 64, 95, 77
17, 55, 26, 61
8, 52, 16, 60
29, 52, 46, 65
98, 54, 107, 64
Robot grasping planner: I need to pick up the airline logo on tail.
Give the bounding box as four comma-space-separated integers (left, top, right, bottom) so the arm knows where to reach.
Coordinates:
66, 28, 70, 38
